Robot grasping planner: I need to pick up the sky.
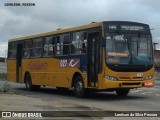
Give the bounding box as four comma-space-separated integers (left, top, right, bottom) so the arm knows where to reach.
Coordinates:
0, 0, 160, 57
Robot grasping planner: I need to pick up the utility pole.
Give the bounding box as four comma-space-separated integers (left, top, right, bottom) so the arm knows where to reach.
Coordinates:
5, 49, 7, 63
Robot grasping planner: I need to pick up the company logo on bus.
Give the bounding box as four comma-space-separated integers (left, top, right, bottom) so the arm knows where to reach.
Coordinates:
60, 59, 80, 68
28, 61, 47, 70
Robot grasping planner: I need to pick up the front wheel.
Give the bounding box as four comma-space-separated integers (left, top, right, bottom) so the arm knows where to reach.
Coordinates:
115, 89, 130, 96
74, 76, 86, 98
25, 74, 40, 91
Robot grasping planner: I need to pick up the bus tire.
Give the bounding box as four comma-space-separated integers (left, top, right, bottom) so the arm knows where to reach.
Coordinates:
115, 89, 130, 96
25, 74, 40, 91
74, 76, 86, 98
25, 74, 33, 91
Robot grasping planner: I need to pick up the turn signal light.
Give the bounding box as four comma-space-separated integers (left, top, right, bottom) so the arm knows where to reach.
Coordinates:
144, 82, 153, 86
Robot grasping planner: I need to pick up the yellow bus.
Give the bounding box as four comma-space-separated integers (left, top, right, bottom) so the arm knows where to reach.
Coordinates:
7, 21, 154, 97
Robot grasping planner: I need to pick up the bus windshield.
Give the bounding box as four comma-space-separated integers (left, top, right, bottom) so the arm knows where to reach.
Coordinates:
106, 33, 153, 65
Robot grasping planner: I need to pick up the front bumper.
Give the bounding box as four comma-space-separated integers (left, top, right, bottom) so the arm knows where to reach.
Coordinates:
102, 78, 154, 89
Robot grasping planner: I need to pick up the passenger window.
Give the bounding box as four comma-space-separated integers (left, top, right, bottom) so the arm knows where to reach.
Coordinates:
63, 34, 70, 55
43, 36, 54, 57
71, 31, 87, 54
55, 34, 70, 56
55, 36, 62, 55
23, 40, 32, 58
31, 38, 42, 57
8, 43, 16, 59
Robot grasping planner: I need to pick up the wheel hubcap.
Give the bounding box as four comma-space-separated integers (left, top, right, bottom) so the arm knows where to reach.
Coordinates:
76, 81, 83, 93
26, 80, 29, 88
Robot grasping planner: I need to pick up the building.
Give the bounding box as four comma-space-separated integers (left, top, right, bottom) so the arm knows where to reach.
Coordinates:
0, 57, 5, 62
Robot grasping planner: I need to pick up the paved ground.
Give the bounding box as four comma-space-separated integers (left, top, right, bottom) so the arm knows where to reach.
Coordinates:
0, 80, 160, 120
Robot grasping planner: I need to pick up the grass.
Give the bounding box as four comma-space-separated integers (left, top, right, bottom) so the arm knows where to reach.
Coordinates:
0, 80, 11, 92
0, 73, 7, 81
0, 73, 10, 92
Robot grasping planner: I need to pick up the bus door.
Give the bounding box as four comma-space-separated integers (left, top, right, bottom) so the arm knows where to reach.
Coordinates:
87, 32, 100, 87
16, 43, 23, 83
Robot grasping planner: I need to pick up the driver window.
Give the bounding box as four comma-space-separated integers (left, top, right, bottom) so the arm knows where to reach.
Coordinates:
106, 36, 114, 52
113, 35, 128, 53
139, 38, 148, 55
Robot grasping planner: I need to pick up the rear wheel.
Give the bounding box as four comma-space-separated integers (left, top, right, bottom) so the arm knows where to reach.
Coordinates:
115, 89, 130, 96
25, 74, 40, 91
74, 76, 86, 98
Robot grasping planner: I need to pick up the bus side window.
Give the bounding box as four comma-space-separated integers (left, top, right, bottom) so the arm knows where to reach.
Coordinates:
8, 43, 17, 59
43, 36, 54, 57
71, 31, 87, 54
31, 38, 42, 58
23, 40, 32, 58
71, 33, 76, 54
63, 34, 70, 55
55, 35, 63, 55
82, 32, 87, 53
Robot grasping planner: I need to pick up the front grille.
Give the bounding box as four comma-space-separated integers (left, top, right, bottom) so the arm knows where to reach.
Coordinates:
122, 82, 141, 86
119, 77, 130, 79
133, 77, 143, 79
119, 77, 143, 81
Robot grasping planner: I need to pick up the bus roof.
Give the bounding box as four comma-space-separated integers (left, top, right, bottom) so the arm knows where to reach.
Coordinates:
8, 21, 150, 42
9, 22, 103, 42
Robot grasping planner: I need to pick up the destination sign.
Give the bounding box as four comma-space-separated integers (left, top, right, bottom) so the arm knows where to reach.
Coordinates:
107, 25, 145, 31
121, 25, 144, 31
108, 25, 117, 30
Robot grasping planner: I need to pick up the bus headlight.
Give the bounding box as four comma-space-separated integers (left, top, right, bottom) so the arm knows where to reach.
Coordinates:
105, 76, 117, 81
145, 75, 153, 80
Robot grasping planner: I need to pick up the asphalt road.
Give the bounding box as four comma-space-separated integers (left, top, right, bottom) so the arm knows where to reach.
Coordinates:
2, 81, 160, 111
0, 80, 160, 120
